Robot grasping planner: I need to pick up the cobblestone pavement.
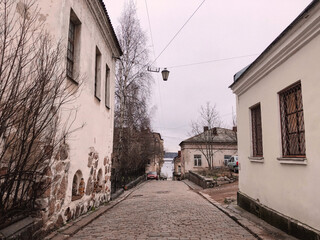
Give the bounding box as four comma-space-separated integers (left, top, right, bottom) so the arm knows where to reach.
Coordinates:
70, 181, 256, 240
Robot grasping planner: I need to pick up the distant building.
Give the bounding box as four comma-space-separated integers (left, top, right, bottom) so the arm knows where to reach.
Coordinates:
173, 151, 182, 180
179, 127, 237, 175
161, 152, 178, 179
145, 132, 164, 175
230, 0, 320, 237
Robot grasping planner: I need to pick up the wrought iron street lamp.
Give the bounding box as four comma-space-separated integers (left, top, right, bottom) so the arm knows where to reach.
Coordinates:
161, 68, 169, 81
147, 66, 170, 81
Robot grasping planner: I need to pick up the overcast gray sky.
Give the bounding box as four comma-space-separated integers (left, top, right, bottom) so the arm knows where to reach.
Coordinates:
105, 0, 312, 152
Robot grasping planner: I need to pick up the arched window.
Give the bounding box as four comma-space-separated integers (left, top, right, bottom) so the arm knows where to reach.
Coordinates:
72, 170, 84, 201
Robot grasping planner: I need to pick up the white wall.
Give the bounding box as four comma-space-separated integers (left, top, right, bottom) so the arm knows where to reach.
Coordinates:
37, 0, 118, 221
161, 159, 173, 178
234, 26, 320, 230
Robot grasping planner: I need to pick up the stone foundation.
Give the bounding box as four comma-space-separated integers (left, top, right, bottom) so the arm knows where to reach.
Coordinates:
188, 171, 215, 189
237, 191, 320, 240
39, 145, 111, 236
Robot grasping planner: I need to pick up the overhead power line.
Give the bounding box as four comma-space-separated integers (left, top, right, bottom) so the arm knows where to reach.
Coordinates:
167, 54, 259, 69
145, 0, 156, 60
150, 0, 206, 66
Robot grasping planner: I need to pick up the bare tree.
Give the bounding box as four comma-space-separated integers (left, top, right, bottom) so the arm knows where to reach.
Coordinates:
113, 1, 154, 177
191, 102, 236, 169
0, 0, 80, 226
232, 107, 237, 128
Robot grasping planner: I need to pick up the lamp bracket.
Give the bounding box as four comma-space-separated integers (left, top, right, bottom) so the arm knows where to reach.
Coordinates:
147, 66, 160, 72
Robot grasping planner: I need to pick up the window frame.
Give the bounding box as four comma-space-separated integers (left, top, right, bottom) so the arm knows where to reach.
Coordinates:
67, 20, 75, 79
194, 155, 202, 167
279, 81, 306, 158
105, 64, 110, 109
251, 103, 263, 157
224, 155, 231, 165
66, 9, 81, 84
95, 47, 102, 101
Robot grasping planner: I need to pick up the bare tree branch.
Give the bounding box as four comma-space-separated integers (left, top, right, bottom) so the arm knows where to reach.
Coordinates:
191, 102, 236, 169
0, 0, 82, 226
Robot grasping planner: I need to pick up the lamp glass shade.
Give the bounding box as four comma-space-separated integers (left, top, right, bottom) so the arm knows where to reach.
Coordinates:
161, 68, 169, 81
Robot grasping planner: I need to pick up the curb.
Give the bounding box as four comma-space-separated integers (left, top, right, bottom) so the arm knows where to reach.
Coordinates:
45, 181, 147, 240
182, 180, 261, 240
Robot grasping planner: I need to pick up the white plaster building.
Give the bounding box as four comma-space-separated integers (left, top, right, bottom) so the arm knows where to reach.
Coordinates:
230, 1, 320, 238
161, 152, 177, 179
179, 127, 237, 175
33, 0, 121, 230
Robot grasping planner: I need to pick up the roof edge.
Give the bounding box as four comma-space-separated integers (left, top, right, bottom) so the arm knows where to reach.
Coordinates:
98, 0, 123, 56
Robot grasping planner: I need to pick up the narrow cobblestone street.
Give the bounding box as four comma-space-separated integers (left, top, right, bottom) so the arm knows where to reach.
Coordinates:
70, 181, 256, 240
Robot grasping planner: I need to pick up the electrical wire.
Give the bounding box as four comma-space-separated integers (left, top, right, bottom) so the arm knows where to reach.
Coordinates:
150, 0, 206, 66
167, 53, 259, 69
144, 0, 165, 129
145, 0, 156, 60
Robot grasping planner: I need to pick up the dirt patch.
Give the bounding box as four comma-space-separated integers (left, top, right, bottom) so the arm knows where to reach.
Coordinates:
201, 181, 238, 204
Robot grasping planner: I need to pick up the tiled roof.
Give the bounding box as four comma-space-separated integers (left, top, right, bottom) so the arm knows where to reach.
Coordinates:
98, 0, 122, 55
180, 127, 237, 145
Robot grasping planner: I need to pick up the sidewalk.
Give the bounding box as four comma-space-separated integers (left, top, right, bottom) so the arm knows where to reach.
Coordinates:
182, 179, 297, 240
45, 182, 146, 240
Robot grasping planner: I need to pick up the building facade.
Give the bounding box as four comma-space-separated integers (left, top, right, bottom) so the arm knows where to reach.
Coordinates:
179, 127, 237, 175
145, 132, 164, 175
230, 1, 320, 237
173, 151, 182, 180
34, 0, 121, 231
161, 152, 177, 179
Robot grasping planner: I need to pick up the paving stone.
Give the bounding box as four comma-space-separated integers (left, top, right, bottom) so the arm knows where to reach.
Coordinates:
69, 181, 255, 239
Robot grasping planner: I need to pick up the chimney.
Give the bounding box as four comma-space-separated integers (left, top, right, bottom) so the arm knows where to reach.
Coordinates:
212, 128, 217, 135
203, 126, 209, 132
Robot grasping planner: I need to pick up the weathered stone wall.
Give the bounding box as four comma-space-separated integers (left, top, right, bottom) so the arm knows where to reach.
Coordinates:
39, 146, 112, 233
188, 171, 214, 189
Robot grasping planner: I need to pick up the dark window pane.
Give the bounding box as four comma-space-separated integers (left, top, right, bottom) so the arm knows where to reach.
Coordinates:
279, 83, 305, 156
67, 19, 75, 79
251, 104, 263, 156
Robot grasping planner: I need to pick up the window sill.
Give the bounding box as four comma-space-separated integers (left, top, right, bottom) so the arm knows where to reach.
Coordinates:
248, 157, 264, 163
277, 157, 307, 165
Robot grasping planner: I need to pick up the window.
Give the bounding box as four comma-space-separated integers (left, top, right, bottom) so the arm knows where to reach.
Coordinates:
251, 104, 263, 156
105, 64, 110, 108
194, 155, 202, 166
67, 10, 81, 82
224, 155, 231, 165
95, 47, 101, 100
67, 20, 75, 79
279, 82, 305, 157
